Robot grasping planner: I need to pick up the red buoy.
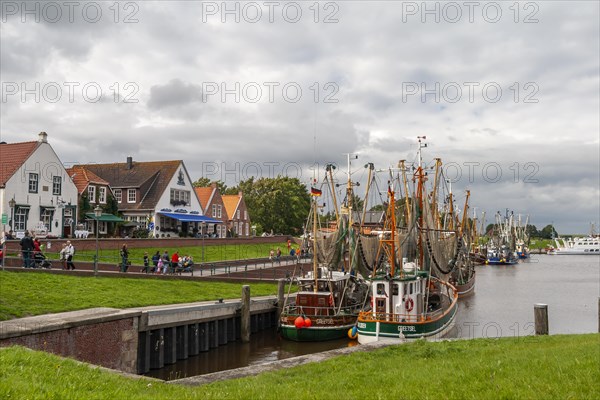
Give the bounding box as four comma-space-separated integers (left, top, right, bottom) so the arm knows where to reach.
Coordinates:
304, 318, 312, 327
294, 316, 305, 329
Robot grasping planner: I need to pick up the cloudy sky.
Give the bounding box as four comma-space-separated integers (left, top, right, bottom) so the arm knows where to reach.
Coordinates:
1, 1, 598, 233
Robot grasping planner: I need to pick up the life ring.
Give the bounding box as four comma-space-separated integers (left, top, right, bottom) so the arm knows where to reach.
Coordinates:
405, 297, 414, 312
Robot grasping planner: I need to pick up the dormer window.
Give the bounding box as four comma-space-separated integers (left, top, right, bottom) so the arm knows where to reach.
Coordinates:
128, 188, 136, 203
98, 187, 106, 204
114, 189, 122, 203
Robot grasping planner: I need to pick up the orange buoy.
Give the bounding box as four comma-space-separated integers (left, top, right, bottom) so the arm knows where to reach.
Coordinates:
304, 318, 312, 327
294, 316, 305, 329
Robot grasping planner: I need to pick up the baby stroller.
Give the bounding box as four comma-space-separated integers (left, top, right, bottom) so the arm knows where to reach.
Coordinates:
33, 252, 52, 269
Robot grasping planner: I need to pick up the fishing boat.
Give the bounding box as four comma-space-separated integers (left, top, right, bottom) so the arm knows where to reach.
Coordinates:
515, 215, 530, 259
357, 140, 458, 343
279, 157, 370, 341
486, 210, 519, 265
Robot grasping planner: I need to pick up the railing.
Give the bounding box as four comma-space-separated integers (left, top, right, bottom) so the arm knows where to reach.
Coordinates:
359, 308, 446, 324
282, 303, 364, 317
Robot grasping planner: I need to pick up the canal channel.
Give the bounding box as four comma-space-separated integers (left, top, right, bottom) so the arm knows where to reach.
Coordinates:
145, 254, 599, 380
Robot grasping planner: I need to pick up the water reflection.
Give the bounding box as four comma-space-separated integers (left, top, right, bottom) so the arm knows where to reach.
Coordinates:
146, 254, 598, 380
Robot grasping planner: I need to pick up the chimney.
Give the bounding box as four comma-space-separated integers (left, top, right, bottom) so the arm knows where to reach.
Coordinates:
38, 132, 48, 143
126, 156, 133, 170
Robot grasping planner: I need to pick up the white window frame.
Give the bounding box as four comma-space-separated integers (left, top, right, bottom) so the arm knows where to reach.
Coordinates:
244, 210, 248, 220
127, 188, 136, 203
245, 223, 249, 236
88, 185, 96, 203
41, 208, 54, 230
218, 205, 222, 218
15, 207, 29, 231
236, 210, 240, 219
212, 204, 217, 218
28, 173, 38, 193
99, 221, 107, 234
98, 187, 106, 204
52, 176, 62, 195
114, 189, 122, 203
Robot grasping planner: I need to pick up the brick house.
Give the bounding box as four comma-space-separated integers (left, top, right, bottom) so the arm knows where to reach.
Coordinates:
66, 166, 121, 237
78, 157, 219, 238
194, 183, 229, 238
0, 132, 78, 238
222, 191, 252, 237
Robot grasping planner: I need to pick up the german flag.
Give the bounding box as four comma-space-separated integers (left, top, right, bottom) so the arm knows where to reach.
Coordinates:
310, 187, 322, 196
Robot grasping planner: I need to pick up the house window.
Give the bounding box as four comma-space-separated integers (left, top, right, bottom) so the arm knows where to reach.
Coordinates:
41, 208, 54, 230
218, 205, 222, 218
114, 189, 122, 203
128, 189, 136, 203
212, 204, 217, 218
14, 207, 29, 231
88, 186, 96, 203
236, 210, 240, 219
52, 176, 62, 195
170, 189, 190, 206
98, 187, 106, 204
238, 221, 243, 235
245, 223, 249, 236
99, 221, 107, 234
233, 223, 237, 234
28, 173, 38, 193
244, 210, 248, 220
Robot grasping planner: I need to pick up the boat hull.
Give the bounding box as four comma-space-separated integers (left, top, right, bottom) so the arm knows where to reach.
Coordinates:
279, 323, 354, 341
455, 273, 476, 297
356, 299, 458, 343
486, 257, 518, 265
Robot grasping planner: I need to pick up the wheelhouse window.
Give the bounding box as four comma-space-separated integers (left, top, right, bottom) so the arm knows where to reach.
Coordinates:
52, 176, 62, 195
88, 186, 96, 202
98, 187, 106, 204
114, 189, 122, 203
28, 173, 38, 193
127, 189, 136, 203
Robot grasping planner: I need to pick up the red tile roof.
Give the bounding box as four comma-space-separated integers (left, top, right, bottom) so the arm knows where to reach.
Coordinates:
194, 187, 214, 209
0, 141, 39, 186
66, 166, 110, 194
222, 194, 242, 218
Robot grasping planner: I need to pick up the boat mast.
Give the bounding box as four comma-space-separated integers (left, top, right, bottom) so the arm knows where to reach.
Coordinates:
361, 163, 375, 231
431, 158, 442, 230
312, 196, 318, 293
416, 136, 427, 268
459, 190, 471, 237
325, 164, 340, 222
399, 160, 411, 228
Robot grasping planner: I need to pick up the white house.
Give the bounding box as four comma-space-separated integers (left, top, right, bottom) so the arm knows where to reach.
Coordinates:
0, 132, 79, 238
80, 157, 221, 237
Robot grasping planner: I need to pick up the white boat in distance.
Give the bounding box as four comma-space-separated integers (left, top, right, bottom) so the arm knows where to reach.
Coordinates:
548, 236, 600, 255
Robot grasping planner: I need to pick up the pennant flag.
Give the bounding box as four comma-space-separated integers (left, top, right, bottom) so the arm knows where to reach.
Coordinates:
310, 187, 322, 196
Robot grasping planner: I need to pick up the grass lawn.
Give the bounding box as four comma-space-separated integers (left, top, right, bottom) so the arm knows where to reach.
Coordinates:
1, 334, 598, 399
9, 242, 290, 265
0, 271, 278, 321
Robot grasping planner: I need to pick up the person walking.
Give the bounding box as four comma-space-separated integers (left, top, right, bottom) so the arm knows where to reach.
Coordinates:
65, 241, 76, 270
19, 231, 34, 268
151, 251, 160, 273
276, 247, 282, 264
120, 244, 129, 273
59, 243, 68, 270
141, 252, 150, 273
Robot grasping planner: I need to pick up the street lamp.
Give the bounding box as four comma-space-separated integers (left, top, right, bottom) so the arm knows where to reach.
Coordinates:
8, 198, 16, 230
201, 222, 206, 264
93, 205, 102, 277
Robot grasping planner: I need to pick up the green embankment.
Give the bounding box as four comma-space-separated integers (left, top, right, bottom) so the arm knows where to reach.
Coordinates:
4, 242, 290, 265
1, 334, 598, 399
0, 271, 277, 321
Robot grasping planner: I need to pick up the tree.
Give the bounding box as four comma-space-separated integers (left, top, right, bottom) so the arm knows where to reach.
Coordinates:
193, 178, 228, 193
240, 176, 311, 235
539, 224, 558, 239
526, 224, 539, 238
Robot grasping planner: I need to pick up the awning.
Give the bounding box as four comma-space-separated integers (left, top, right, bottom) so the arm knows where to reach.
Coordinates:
85, 213, 125, 222
158, 212, 222, 223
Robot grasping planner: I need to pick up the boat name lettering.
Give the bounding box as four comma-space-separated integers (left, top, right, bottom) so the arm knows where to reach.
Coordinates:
316, 318, 334, 325
357, 322, 366, 329
398, 326, 416, 332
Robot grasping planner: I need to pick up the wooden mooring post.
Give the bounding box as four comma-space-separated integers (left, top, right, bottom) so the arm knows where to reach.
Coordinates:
534, 303, 549, 335
277, 279, 285, 319
241, 285, 250, 343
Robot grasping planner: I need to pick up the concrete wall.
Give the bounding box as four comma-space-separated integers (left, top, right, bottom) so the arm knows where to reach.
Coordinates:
0, 308, 141, 373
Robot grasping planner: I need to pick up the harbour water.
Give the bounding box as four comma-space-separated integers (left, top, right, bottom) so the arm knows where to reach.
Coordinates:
146, 254, 598, 380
